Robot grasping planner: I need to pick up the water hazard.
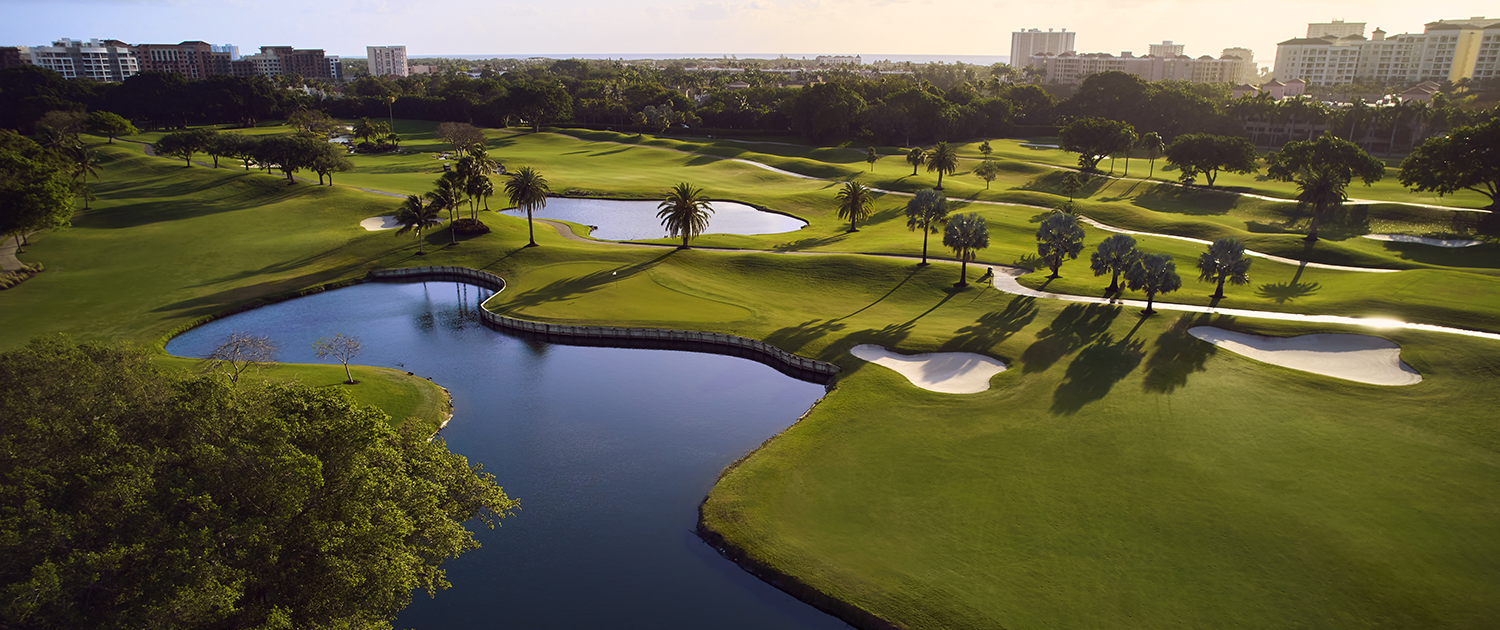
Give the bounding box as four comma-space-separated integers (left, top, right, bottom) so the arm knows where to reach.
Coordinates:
165, 281, 843, 629
502, 197, 807, 241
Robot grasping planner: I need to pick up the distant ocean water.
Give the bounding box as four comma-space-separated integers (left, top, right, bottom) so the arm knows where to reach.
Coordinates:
391, 53, 1011, 65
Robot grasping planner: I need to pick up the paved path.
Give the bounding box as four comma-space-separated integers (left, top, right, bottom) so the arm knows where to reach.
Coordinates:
1, 233, 26, 271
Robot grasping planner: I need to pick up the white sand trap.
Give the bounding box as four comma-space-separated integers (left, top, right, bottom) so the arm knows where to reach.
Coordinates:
850, 344, 1007, 394
1189, 327, 1421, 386
361, 216, 401, 231
1362, 234, 1482, 248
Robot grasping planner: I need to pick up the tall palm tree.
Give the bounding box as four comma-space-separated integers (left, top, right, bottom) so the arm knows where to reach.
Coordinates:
904, 189, 949, 265
927, 141, 959, 190
1197, 237, 1253, 299
1117, 128, 1138, 177
1405, 99, 1431, 150
353, 117, 378, 146
657, 182, 715, 249
834, 181, 875, 232
942, 212, 990, 286
1089, 233, 1140, 294
394, 195, 444, 255
865, 146, 879, 171
1125, 253, 1182, 315
1293, 166, 1346, 243
906, 147, 927, 176
505, 167, 549, 247
1140, 132, 1165, 178
426, 174, 466, 245
472, 176, 495, 215
1383, 101, 1406, 157
70, 146, 102, 210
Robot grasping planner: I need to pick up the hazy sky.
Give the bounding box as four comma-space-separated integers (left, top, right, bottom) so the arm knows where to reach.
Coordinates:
2, 0, 1494, 69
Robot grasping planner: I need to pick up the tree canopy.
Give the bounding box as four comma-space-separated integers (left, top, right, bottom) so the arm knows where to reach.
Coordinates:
1164, 133, 1259, 187
0, 336, 516, 630
1399, 117, 1500, 211
1060, 117, 1135, 172
0, 143, 74, 247
1036, 211, 1086, 278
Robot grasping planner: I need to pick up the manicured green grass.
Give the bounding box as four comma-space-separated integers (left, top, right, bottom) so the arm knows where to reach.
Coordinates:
6, 124, 1500, 630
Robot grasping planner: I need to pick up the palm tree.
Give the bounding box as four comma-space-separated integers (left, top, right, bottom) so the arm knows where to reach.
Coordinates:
927, 141, 959, 190
70, 146, 102, 211
1089, 233, 1140, 294
1117, 128, 1138, 177
504, 166, 550, 247
394, 195, 443, 255
904, 189, 949, 265
906, 147, 927, 176
835, 181, 875, 232
657, 182, 714, 249
942, 212, 990, 287
472, 176, 495, 215
1383, 100, 1406, 157
1035, 211, 1086, 278
1125, 253, 1182, 315
1140, 132, 1165, 178
383, 95, 396, 131
865, 146, 879, 171
353, 117, 378, 146
1197, 237, 1252, 299
1293, 166, 1345, 243
426, 174, 466, 245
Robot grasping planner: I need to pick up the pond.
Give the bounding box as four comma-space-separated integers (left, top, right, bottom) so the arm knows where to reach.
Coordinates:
165, 281, 843, 629
501, 197, 807, 241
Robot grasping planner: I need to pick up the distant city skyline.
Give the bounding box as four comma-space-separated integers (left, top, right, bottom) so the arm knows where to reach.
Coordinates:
2, 0, 1493, 72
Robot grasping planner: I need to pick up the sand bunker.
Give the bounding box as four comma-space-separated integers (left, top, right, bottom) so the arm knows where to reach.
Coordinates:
1189, 327, 1421, 386
1362, 234, 1482, 248
360, 216, 401, 231
850, 345, 1007, 394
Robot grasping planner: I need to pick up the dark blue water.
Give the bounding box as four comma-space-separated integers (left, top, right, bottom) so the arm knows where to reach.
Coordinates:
503, 198, 806, 241
165, 281, 843, 630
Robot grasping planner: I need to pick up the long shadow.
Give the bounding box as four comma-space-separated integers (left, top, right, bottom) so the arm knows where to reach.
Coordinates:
1255, 260, 1320, 304
836, 267, 921, 321
772, 233, 850, 252
150, 260, 370, 319
1050, 330, 1146, 415
764, 318, 848, 353
500, 250, 675, 310
940, 295, 1037, 352
1101, 183, 1238, 215
1142, 313, 1227, 394
901, 288, 960, 326
1020, 302, 1122, 373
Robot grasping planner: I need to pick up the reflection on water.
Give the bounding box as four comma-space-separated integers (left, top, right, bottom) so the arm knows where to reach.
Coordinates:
165, 281, 841, 630
501, 197, 807, 241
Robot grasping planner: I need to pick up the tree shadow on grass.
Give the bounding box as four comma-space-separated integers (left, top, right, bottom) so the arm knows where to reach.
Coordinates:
1050, 328, 1146, 415
1020, 302, 1122, 373
772, 232, 850, 252
765, 318, 849, 353
1142, 313, 1226, 394
1256, 260, 1320, 304
1102, 183, 1238, 215
941, 296, 1037, 353
151, 261, 370, 320
500, 250, 675, 310
835, 267, 921, 321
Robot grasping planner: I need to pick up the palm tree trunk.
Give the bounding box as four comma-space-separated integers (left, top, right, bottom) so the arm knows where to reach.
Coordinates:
920, 229, 930, 265
1123, 154, 1130, 178
417, 228, 425, 255
450, 207, 457, 244
1213, 276, 1227, 299
1306, 203, 1324, 242
1145, 292, 1156, 314
958, 259, 968, 286
1109, 269, 1120, 293
526, 208, 537, 247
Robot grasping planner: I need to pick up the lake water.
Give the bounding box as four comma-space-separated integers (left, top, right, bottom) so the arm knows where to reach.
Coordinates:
164, 281, 843, 629
501, 197, 806, 241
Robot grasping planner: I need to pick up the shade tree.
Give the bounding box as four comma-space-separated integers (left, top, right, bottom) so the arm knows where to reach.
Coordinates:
1125, 252, 1182, 314
906, 146, 927, 176
1164, 133, 1259, 187
1266, 133, 1384, 241
1399, 117, 1500, 213
1196, 237, 1252, 299
1059, 117, 1134, 172
84, 111, 137, 144
1089, 233, 1140, 294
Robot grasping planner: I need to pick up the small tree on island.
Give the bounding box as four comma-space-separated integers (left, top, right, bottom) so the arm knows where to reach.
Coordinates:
1197, 237, 1252, 299
1125, 253, 1182, 315
1090, 233, 1140, 294
1036, 211, 1086, 278
313, 333, 363, 384
943, 212, 990, 287
204, 331, 277, 385
904, 188, 949, 265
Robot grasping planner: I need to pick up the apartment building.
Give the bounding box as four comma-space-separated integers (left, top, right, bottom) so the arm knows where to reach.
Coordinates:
134, 41, 233, 79
1012, 28, 1075, 68
231, 45, 331, 79
1308, 19, 1366, 39
815, 55, 861, 65
0, 46, 30, 69
28, 38, 138, 81
367, 45, 408, 77
1029, 47, 1255, 85
1274, 16, 1500, 86
1148, 41, 1185, 57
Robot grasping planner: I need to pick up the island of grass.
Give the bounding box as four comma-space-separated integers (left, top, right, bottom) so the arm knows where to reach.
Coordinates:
4, 122, 1497, 630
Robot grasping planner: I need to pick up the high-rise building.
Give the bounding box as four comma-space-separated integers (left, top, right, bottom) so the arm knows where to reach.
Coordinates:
327, 56, 342, 81
1274, 16, 1500, 86
1028, 50, 1250, 85
28, 38, 138, 81
210, 43, 239, 60
1011, 28, 1075, 67
1148, 40, 1185, 57
134, 41, 233, 79
367, 45, 408, 77
1307, 19, 1366, 39
0, 46, 30, 69
230, 45, 331, 79
1221, 47, 1258, 84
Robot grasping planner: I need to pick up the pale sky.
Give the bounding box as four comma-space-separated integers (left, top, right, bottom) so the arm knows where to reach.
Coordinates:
1, 0, 1494, 70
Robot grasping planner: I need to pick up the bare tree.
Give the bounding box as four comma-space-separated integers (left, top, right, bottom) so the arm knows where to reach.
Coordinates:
312, 333, 363, 384
203, 332, 278, 384
435, 122, 486, 156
